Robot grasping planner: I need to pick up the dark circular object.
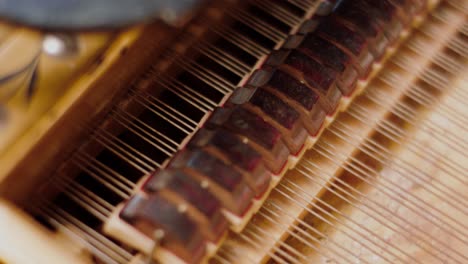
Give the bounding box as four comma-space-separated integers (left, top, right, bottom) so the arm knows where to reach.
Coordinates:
0, 0, 198, 30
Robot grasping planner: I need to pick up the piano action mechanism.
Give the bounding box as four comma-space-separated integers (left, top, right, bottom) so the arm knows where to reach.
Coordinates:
0, 0, 466, 263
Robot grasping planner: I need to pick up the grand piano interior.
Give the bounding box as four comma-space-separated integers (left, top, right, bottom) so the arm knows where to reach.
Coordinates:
0, 0, 467, 263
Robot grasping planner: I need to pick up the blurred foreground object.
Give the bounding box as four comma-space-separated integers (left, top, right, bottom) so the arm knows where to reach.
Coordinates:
0, 0, 199, 29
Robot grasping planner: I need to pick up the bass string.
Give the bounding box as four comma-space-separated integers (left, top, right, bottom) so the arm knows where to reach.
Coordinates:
28, 1, 464, 262
281, 171, 439, 263
262, 202, 370, 263
316, 136, 468, 242
264, 195, 410, 264
346, 104, 467, 186
329, 121, 468, 212
281, 165, 467, 263
314, 141, 468, 244
216, 4, 468, 262
344, 101, 468, 201
277, 177, 451, 263
33, 201, 133, 264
